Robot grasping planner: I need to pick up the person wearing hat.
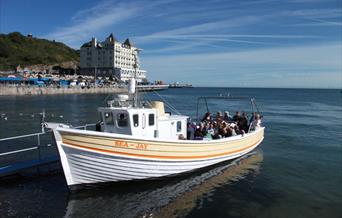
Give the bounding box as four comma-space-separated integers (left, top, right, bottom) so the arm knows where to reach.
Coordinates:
216, 111, 223, 123
223, 111, 232, 122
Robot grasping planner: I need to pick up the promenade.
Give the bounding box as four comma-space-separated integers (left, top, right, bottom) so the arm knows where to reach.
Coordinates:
0, 85, 126, 96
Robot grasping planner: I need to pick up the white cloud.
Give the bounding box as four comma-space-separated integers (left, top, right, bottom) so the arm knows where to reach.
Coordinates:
284, 8, 342, 19
44, 1, 140, 47
134, 16, 265, 44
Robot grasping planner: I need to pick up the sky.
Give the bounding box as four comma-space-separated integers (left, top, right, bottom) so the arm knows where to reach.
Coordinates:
0, 0, 341, 88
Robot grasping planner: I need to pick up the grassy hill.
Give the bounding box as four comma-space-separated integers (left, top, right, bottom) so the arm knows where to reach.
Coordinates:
0, 32, 79, 70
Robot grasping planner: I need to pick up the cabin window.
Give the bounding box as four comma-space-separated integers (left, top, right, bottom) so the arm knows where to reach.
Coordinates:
177, 121, 182, 132
133, 114, 139, 127
149, 114, 155, 126
104, 112, 114, 125
117, 113, 128, 127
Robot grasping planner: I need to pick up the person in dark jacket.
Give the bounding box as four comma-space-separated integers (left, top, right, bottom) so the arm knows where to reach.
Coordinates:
239, 112, 249, 132
232, 111, 241, 122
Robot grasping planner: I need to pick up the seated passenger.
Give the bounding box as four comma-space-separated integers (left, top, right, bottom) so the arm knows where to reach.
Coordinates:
194, 128, 204, 140
201, 112, 212, 123
225, 126, 233, 137
200, 122, 207, 135
204, 132, 213, 140
232, 111, 241, 122
216, 111, 222, 122
238, 112, 249, 132
231, 127, 237, 136
234, 125, 243, 135
223, 111, 232, 122
178, 134, 186, 140
218, 126, 226, 138
250, 114, 262, 131
187, 122, 196, 140
249, 112, 257, 124
207, 123, 215, 136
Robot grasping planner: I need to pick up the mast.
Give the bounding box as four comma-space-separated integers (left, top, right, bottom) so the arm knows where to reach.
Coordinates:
133, 48, 139, 107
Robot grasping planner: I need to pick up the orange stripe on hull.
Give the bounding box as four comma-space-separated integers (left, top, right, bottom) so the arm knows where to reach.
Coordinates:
62, 139, 263, 160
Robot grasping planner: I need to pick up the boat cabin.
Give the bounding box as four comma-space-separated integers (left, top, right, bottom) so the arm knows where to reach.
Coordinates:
98, 101, 188, 140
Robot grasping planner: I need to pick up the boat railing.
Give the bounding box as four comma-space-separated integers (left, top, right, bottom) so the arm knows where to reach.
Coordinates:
0, 123, 96, 177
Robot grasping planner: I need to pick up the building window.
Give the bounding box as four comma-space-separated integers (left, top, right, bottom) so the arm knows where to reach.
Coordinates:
177, 121, 182, 132
133, 114, 139, 127
149, 114, 155, 126
104, 112, 114, 125
117, 113, 128, 127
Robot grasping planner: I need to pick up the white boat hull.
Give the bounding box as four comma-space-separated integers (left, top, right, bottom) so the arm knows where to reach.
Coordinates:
52, 127, 265, 187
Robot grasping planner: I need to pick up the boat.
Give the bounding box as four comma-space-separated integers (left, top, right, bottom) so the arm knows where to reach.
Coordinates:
136, 84, 169, 92
169, 82, 193, 88
46, 79, 265, 188
64, 150, 263, 217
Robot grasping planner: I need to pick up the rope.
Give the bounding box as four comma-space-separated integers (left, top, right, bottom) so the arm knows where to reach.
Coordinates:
152, 90, 182, 115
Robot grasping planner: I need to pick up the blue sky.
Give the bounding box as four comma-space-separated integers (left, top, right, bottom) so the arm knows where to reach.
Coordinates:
1, 0, 341, 88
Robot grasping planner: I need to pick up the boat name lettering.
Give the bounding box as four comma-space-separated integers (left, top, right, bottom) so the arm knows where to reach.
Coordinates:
114, 140, 148, 150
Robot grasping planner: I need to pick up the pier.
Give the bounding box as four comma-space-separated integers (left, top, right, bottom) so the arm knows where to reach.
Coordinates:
0, 124, 95, 177
0, 84, 168, 96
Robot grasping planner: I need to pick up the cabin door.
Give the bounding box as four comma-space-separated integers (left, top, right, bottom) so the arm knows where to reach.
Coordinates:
170, 121, 177, 139
142, 113, 156, 138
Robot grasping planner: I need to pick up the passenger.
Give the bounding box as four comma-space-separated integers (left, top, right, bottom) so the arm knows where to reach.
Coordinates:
249, 112, 257, 124
239, 112, 249, 132
232, 111, 241, 122
234, 125, 243, 135
207, 123, 215, 137
200, 122, 208, 136
231, 127, 237, 136
225, 126, 233, 137
218, 126, 226, 138
201, 112, 212, 123
194, 127, 204, 140
216, 111, 223, 122
178, 134, 186, 140
223, 111, 232, 122
250, 114, 262, 131
221, 121, 227, 129
204, 132, 213, 140
212, 121, 218, 130
187, 122, 196, 140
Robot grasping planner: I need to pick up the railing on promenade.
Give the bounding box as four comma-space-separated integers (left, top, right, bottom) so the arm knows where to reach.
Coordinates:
0, 123, 96, 177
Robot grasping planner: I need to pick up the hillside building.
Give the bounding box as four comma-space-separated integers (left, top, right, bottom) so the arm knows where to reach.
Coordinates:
79, 33, 147, 82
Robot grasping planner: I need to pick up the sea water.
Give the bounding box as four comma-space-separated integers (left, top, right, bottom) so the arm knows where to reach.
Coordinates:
0, 88, 341, 218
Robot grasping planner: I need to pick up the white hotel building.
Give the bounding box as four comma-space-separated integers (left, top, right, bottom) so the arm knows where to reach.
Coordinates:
80, 33, 147, 82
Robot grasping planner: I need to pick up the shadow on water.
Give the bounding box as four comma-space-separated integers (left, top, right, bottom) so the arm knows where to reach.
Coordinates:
64, 149, 265, 218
